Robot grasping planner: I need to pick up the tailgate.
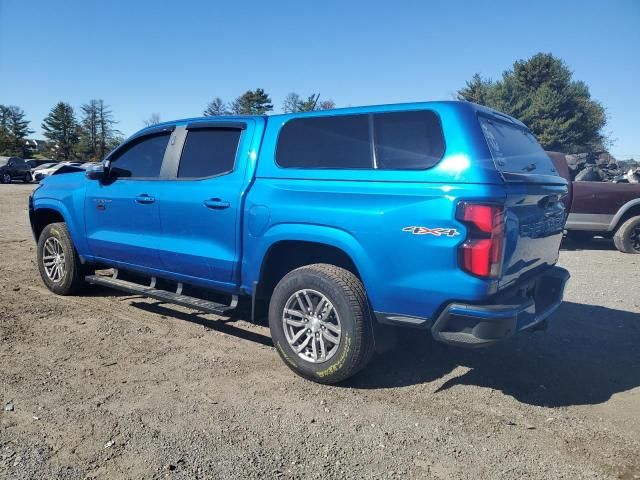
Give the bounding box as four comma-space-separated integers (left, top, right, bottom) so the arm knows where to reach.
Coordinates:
478, 113, 568, 288
500, 183, 567, 288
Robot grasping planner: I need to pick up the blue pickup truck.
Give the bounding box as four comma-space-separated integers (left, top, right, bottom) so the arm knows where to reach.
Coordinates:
29, 101, 569, 383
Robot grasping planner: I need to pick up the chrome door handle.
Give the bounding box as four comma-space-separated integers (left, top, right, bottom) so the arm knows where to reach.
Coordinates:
204, 198, 230, 209
135, 194, 155, 204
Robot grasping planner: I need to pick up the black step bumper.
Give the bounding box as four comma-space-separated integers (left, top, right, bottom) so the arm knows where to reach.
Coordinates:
431, 266, 570, 348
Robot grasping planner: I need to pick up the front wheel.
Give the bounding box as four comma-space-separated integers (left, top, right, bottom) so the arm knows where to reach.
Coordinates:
613, 216, 640, 254
269, 264, 374, 384
37, 222, 88, 294
1, 172, 11, 184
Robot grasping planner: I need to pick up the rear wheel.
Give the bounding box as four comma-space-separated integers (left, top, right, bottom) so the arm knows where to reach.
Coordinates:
37, 222, 89, 294
269, 264, 374, 384
613, 216, 640, 254
23, 172, 32, 183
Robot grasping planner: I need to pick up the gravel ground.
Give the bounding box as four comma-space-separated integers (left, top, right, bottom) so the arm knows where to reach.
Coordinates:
1, 183, 639, 479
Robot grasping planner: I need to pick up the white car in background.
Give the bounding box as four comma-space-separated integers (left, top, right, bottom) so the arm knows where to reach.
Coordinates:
33, 162, 85, 182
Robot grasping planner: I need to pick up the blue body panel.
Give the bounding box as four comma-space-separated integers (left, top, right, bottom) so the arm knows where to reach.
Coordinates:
30, 101, 567, 325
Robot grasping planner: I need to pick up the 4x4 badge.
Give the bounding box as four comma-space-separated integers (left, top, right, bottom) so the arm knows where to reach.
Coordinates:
402, 226, 460, 237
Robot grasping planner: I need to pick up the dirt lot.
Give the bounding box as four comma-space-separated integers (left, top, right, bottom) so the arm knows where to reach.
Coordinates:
1, 183, 639, 479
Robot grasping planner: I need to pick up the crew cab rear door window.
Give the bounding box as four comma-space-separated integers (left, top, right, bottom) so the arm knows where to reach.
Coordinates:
178, 128, 241, 178
479, 116, 557, 177
372, 110, 445, 169
276, 114, 372, 169
109, 133, 170, 178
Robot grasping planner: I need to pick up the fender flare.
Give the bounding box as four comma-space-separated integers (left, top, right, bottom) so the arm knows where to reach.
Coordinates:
608, 198, 640, 231
245, 222, 380, 300
31, 197, 89, 257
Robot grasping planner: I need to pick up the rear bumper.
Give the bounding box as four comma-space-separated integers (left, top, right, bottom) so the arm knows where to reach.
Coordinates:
431, 266, 570, 348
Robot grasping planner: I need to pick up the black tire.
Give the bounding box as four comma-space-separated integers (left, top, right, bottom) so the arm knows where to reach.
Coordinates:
269, 263, 374, 384
37, 222, 89, 295
613, 216, 640, 254
23, 172, 32, 183
1, 172, 11, 184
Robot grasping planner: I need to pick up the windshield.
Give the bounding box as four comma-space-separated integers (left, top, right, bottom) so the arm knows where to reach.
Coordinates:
0, 158, 8, 167
480, 116, 558, 177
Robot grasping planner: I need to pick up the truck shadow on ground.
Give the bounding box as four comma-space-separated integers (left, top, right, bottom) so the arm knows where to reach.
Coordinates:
130, 300, 273, 347
121, 292, 639, 408
348, 301, 640, 407
561, 237, 617, 251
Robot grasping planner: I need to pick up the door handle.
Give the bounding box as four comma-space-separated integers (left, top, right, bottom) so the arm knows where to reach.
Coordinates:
135, 194, 155, 204
204, 198, 230, 209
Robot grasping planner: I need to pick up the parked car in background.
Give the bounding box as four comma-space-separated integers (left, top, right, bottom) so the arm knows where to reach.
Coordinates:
30, 101, 570, 383
32, 162, 85, 182
26, 159, 56, 169
31, 163, 58, 180
548, 151, 640, 254
0, 156, 32, 183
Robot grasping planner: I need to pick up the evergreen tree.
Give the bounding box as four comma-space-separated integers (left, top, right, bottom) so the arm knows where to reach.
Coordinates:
0, 106, 7, 153
77, 100, 119, 160
457, 53, 607, 153
96, 100, 118, 160
0, 105, 32, 157
457, 74, 495, 106
230, 88, 273, 115
78, 100, 100, 160
203, 97, 229, 116
41, 102, 79, 160
297, 94, 320, 112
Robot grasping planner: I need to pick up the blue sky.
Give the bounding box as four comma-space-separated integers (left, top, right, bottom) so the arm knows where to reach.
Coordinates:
1, 0, 638, 158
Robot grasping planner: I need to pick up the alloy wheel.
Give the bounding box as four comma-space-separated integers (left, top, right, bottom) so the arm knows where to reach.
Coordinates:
282, 289, 341, 364
43, 237, 66, 282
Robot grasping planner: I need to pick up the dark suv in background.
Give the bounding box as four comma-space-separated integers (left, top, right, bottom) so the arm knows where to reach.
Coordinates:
0, 156, 32, 183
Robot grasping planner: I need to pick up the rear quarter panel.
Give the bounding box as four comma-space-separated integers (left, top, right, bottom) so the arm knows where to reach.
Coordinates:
243, 180, 504, 319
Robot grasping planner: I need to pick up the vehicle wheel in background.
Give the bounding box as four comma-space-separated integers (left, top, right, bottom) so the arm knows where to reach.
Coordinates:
24, 172, 32, 183
1, 172, 11, 184
613, 216, 640, 254
37, 222, 89, 294
269, 263, 374, 384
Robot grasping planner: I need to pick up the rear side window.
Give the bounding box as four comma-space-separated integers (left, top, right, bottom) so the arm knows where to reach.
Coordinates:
276, 110, 445, 170
479, 117, 557, 176
178, 129, 241, 178
373, 111, 445, 169
110, 133, 170, 178
277, 114, 371, 169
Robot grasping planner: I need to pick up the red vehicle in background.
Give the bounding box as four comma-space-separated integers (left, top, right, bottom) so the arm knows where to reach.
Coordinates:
547, 151, 640, 254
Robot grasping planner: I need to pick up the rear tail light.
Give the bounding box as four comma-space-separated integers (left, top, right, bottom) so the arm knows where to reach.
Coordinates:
456, 203, 505, 279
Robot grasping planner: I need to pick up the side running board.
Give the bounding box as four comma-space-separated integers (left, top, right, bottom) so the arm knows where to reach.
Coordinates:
85, 274, 238, 315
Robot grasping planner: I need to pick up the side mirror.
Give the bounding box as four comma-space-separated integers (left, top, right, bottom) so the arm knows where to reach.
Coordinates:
86, 164, 106, 180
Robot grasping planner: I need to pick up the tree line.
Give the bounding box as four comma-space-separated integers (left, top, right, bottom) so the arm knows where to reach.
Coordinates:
1, 53, 611, 161
0, 100, 123, 161
202, 89, 335, 117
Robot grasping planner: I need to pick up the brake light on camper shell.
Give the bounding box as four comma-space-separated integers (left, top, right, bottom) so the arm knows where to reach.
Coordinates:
456, 203, 505, 279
